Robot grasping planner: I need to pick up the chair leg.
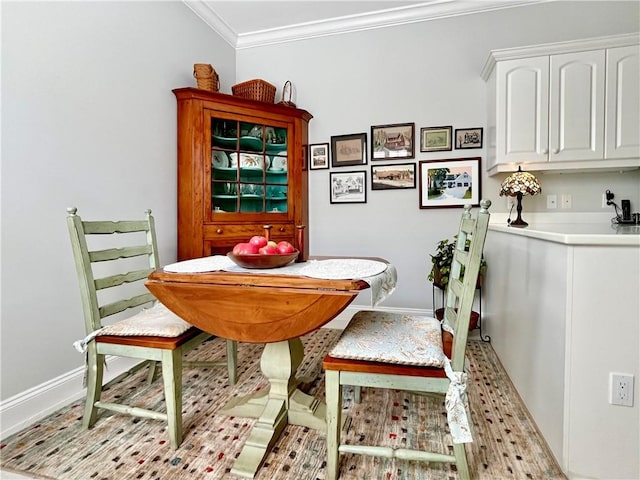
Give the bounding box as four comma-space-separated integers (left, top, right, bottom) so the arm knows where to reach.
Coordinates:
453, 443, 470, 480
226, 339, 238, 385
325, 370, 342, 480
146, 360, 158, 385
353, 385, 362, 404
161, 348, 183, 450
83, 344, 103, 429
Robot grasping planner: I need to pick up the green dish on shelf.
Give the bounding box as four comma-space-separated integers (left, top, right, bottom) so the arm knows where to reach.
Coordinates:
265, 143, 287, 154
240, 136, 264, 151
212, 136, 238, 149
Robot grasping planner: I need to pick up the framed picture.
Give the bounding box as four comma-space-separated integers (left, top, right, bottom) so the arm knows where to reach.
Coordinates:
371, 123, 415, 160
418, 157, 481, 209
330, 170, 367, 204
309, 143, 329, 170
331, 133, 367, 167
454, 127, 483, 149
371, 163, 416, 190
420, 126, 452, 152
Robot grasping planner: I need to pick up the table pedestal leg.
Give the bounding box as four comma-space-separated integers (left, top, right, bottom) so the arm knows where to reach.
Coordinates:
225, 338, 327, 479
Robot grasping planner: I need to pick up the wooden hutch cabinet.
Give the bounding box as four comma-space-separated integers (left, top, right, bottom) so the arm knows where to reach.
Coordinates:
173, 88, 313, 261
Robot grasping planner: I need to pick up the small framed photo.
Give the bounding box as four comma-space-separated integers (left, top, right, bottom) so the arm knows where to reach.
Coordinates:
418, 157, 481, 209
371, 163, 416, 190
331, 133, 367, 167
330, 170, 367, 204
420, 126, 452, 152
454, 127, 483, 149
371, 123, 415, 160
309, 143, 329, 170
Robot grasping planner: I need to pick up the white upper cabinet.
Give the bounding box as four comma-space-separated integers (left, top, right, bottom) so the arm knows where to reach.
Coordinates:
605, 44, 640, 159
495, 56, 549, 165
482, 33, 639, 175
549, 50, 605, 162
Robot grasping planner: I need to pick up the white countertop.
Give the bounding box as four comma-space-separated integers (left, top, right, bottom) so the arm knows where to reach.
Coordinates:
489, 220, 640, 246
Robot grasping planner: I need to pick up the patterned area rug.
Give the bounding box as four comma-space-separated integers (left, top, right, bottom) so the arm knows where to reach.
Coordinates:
1, 329, 565, 479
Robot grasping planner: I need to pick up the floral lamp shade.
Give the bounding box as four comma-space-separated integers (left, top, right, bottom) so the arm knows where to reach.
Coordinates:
499, 166, 541, 227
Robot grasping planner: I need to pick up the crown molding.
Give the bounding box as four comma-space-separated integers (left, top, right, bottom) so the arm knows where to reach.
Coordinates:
481, 31, 640, 80
183, 0, 239, 48
183, 0, 551, 50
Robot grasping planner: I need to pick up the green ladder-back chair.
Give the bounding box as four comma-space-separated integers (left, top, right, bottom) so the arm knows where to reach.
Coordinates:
67, 207, 238, 449
323, 199, 491, 480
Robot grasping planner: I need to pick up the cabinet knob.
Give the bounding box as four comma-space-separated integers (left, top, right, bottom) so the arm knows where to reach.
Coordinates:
542, 148, 549, 154
553, 148, 559, 154
278, 226, 285, 232
216, 228, 223, 234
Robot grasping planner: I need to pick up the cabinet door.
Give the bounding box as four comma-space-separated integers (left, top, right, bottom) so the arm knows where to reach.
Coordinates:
496, 56, 549, 164
208, 114, 290, 219
605, 45, 640, 159
549, 50, 605, 162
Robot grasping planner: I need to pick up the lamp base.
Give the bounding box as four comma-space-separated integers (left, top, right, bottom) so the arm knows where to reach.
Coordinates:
509, 192, 529, 227
509, 218, 529, 228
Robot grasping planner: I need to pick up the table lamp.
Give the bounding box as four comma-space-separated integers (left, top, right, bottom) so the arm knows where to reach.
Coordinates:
499, 166, 541, 227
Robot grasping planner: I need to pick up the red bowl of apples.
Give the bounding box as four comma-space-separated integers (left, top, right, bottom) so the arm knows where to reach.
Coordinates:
227, 236, 298, 269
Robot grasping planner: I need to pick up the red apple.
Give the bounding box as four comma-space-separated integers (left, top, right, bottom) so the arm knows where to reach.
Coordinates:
233, 242, 258, 255
259, 244, 278, 255
249, 235, 268, 248
276, 241, 295, 254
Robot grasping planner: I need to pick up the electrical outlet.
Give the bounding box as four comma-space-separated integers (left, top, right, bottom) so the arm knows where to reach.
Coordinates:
547, 195, 557, 209
610, 373, 634, 407
561, 194, 572, 209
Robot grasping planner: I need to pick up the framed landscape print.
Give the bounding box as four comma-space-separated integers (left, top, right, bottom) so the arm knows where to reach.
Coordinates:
309, 143, 329, 170
454, 127, 483, 149
371, 163, 416, 190
418, 157, 481, 209
420, 126, 452, 152
330, 171, 367, 204
371, 123, 415, 160
331, 133, 367, 167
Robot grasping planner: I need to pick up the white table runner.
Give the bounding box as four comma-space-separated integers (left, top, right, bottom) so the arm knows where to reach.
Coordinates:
163, 256, 397, 306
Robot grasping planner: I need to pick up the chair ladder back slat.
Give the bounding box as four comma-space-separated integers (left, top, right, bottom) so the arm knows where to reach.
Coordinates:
82, 220, 151, 235
89, 244, 153, 263
99, 292, 156, 319
94, 268, 154, 291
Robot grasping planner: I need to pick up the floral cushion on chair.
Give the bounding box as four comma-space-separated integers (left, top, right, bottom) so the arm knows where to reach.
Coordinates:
329, 310, 445, 367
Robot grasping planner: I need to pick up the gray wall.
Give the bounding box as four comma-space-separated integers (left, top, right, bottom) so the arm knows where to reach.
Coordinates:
1, 1, 235, 399
236, 0, 640, 310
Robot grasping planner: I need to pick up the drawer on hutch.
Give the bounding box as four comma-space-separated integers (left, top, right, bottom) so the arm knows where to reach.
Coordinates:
204, 223, 294, 239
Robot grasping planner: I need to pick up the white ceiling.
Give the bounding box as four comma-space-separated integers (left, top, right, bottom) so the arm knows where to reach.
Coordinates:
184, 0, 550, 49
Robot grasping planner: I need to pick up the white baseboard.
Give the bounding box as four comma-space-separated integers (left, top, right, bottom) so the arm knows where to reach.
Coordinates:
1, 305, 429, 440
0, 356, 139, 439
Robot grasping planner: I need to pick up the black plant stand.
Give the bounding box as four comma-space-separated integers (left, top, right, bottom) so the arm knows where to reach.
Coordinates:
432, 281, 491, 342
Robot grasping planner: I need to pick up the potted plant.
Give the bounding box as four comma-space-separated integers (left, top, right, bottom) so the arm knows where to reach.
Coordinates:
428, 235, 487, 290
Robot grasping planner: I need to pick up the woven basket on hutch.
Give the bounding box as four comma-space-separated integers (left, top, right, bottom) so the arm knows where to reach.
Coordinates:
277, 80, 296, 107
231, 79, 276, 103
193, 63, 219, 92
